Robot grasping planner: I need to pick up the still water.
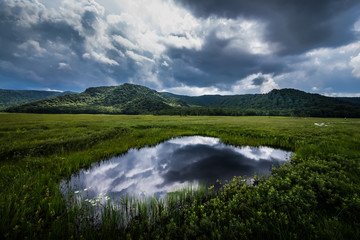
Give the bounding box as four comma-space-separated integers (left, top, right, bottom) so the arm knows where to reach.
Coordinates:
61, 136, 291, 202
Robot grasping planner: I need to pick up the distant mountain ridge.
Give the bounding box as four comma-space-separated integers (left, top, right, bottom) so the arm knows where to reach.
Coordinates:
4, 84, 360, 117
162, 89, 360, 117
0, 89, 75, 109
164, 88, 355, 108
336, 97, 360, 105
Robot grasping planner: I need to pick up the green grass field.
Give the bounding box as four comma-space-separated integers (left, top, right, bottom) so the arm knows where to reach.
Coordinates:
1, 113, 359, 239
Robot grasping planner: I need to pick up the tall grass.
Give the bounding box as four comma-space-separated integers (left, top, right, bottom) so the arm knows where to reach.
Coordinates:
0, 114, 359, 239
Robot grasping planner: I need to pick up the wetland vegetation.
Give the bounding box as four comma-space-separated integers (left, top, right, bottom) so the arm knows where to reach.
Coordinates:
1, 114, 359, 239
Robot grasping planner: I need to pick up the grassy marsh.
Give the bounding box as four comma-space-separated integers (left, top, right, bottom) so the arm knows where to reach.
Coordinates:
0, 114, 359, 239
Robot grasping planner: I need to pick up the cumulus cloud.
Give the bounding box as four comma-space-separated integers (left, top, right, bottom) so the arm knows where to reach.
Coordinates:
58, 0, 120, 66
17, 40, 47, 57
176, 0, 360, 54
232, 73, 279, 94
273, 41, 360, 94
311, 87, 319, 92
350, 53, 360, 78
161, 61, 169, 67
324, 92, 360, 97
112, 35, 138, 51
58, 62, 70, 70
105, 0, 204, 57
43, 88, 63, 92
0, 0, 114, 90
162, 85, 233, 96
126, 51, 154, 64
0, 0, 208, 90
0, 0, 359, 96
210, 17, 279, 55
163, 72, 279, 96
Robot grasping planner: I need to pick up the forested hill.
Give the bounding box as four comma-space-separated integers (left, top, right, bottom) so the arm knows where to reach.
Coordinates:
0, 89, 75, 109
163, 89, 356, 108
5, 84, 360, 117
5, 83, 187, 114
161, 92, 224, 106
337, 97, 360, 105
214, 89, 343, 109
161, 89, 360, 117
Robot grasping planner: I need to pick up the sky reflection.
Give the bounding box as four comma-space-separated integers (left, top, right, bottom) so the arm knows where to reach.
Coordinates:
61, 136, 291, 202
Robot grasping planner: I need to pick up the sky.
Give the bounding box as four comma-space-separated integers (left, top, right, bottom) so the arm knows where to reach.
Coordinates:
0, 0, 360, 96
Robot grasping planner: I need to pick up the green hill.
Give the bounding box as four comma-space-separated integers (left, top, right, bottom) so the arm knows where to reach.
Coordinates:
6, 84, 186, 114
337, 97, 360, 105
5, 85, 360, 117
0, 89, 75, 110
212, 89, 359, 117
161, 92, 224, 106
162, 89, 360, 117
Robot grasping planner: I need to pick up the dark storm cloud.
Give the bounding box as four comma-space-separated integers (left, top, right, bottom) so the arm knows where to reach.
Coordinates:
0, 0, 359, 95
176, 0, 360, 54
252, 76, 266, 86
166, 31, 287, 87
0, 0, 137, 91
0, 1, 84, 88
81, 11, 98, 36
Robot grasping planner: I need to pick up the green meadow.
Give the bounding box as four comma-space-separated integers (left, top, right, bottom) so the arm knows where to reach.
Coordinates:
0, 113, 359, 239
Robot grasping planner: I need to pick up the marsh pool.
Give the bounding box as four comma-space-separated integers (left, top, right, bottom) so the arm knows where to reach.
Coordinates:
61, 136, 291, 202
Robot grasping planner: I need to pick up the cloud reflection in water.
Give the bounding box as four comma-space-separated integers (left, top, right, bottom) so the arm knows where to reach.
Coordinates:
62, 136, 291, 201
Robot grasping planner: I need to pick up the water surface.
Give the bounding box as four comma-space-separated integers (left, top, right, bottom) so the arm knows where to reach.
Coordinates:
61, 136, 291, 202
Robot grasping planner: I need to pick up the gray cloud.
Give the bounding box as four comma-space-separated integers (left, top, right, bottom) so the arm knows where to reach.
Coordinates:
81, 10, 98, 36
0, 0, 135, 90
165, 31, 287, 88
0, 0, 359, 96
176, 0, 360, 54
252, 77, 266, 86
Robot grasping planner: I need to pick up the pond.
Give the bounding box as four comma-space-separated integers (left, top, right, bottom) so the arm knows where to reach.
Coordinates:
61, 136, 292, 204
